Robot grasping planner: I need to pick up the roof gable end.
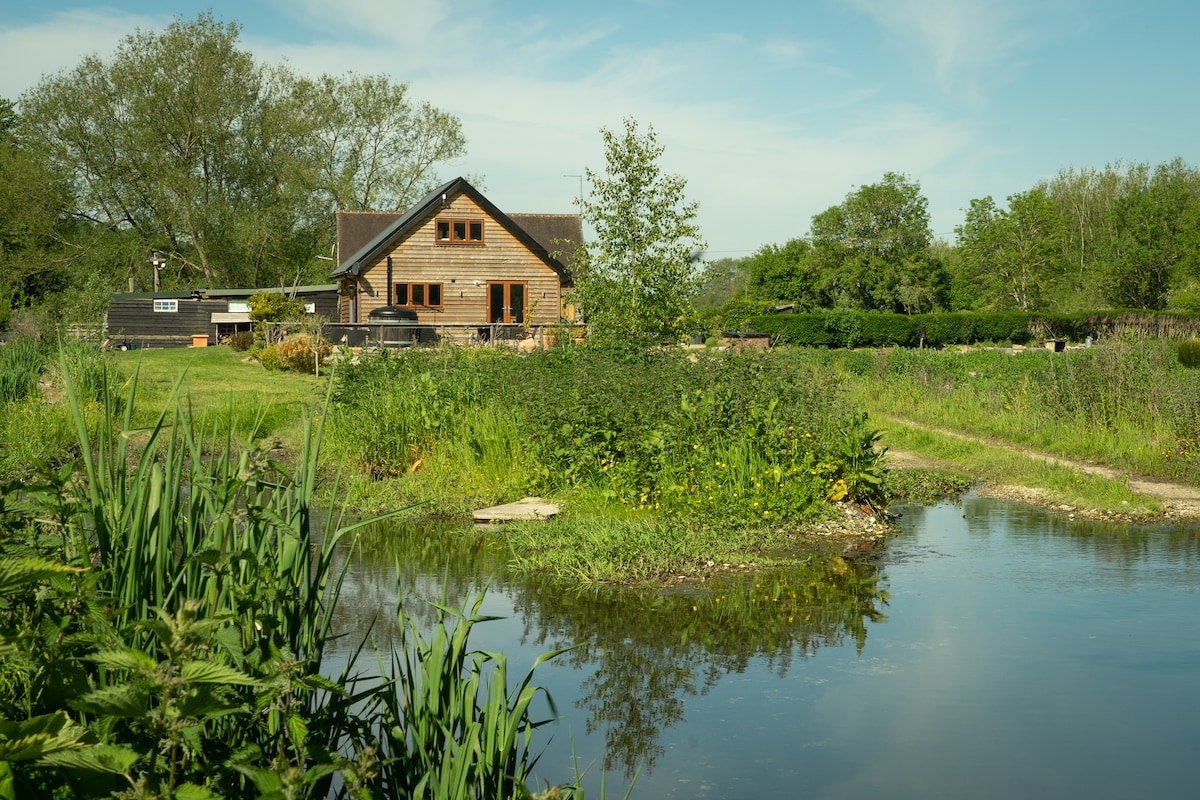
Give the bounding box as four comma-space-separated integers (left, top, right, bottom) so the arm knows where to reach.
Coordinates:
330, 178, 572, 282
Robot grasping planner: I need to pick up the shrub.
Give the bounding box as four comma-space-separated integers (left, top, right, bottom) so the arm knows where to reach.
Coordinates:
1178, 338, 1200, 369
259, 345, 282, 371
277, 334, 331, 374
248, 292, 305, 322
229, 330, 255, 351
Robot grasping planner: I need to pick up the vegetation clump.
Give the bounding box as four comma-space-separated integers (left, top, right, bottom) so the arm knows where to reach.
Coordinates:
0, 358, 589, 799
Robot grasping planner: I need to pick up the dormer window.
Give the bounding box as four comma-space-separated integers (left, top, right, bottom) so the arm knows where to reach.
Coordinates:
436, 218, 484, 244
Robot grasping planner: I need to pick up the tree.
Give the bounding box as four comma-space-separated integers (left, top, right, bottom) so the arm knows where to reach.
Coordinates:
745, 238, 823, 308
297, 72, 467, 212
692, 256, 750, 309
17, 12, 466, 293
955, 188, 1068, 311
574, 118, 705, 346
1100, 160, 1200, 310
807, 172, 944, 313
0, 98, 75, 323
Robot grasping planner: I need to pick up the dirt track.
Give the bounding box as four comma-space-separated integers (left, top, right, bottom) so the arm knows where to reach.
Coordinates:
880, 415, 1200, 521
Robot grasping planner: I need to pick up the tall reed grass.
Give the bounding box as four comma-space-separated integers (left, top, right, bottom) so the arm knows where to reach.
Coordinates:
0, 336, 45, 403
0, 355, 594, 799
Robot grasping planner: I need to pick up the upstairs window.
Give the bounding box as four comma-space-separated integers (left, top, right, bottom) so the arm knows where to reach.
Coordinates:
436, 218, 484, 244
394, 282, 443, 309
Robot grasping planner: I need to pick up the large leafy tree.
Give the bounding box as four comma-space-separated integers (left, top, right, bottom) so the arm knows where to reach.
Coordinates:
575, 118, 705, 346
297, 73, 467, 212
808, 172, 945, 313
955, 187, 1067, 311
693, 256, 750, 309
1100, 160, 1200, 310
16, 12, 465, 294
746, 238, 824, 308
0, 98, 76, 321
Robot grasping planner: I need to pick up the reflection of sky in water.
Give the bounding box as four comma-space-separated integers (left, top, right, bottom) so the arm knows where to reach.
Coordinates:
327, 499, 1200, 799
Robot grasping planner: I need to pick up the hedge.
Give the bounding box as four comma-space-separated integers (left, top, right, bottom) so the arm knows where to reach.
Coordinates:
743, 309, 1200, 348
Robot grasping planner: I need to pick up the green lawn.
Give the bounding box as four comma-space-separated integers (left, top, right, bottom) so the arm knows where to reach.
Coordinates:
110, 345, 327, 445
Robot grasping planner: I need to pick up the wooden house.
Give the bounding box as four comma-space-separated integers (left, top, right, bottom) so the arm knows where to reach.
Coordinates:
330, 177, 581, 340
105, 285, 339, 349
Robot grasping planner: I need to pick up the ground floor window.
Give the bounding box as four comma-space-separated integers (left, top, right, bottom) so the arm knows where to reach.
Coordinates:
152, 299, 178, 312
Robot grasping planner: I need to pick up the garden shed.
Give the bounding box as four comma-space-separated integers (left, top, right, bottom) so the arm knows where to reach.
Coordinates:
105, 285, 338, 349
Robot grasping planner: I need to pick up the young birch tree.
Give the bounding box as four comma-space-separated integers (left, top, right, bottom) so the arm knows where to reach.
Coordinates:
575, 118, 705, 347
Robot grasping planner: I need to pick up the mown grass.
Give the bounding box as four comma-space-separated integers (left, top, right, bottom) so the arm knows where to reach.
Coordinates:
108, 345, 325, 446
876, 421, 1150, 511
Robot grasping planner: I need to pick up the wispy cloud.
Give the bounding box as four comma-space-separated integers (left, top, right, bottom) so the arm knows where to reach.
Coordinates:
846, 0, 1042, 98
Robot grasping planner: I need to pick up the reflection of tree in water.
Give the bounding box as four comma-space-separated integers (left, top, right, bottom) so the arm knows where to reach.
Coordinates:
330, 520, 509, 652
509, 557, 889, 777
333, 521, 889, 779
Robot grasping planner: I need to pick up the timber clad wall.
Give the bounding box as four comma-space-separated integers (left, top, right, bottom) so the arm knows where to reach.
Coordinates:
349, 195, 563, 327
106, 289, 339, 348
106, 298, 223, 348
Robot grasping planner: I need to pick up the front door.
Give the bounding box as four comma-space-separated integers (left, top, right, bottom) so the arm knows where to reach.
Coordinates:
487, 282, 525, 324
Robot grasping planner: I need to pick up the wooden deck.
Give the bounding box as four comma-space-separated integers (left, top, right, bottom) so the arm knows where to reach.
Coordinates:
473, 496, 560, 523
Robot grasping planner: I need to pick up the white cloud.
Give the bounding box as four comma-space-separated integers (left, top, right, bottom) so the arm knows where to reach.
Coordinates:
0, 10, 161, 101
845, 0, 1040, 98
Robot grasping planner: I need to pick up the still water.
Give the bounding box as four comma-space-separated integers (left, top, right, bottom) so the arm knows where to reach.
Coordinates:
330, 495, 1200, 799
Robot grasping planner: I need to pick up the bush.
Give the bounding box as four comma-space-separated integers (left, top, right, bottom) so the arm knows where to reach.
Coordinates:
1178, 338, 1200, 368
277, 334, 331, 374
229, 330, 255, 351
259, 345, 282, 371
248, 292, 305, 322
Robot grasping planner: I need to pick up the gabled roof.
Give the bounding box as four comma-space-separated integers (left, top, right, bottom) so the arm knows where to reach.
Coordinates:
330, 177, 575, 285
509, 213, 584, 278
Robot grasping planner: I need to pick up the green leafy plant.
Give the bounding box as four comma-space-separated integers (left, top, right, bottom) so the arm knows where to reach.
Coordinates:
1177, 337, 1200, 368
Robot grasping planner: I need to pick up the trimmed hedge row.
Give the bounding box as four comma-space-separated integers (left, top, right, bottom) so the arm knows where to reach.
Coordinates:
743, 309, 1200, 348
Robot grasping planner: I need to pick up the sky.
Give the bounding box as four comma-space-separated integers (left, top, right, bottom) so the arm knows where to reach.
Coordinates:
2, 0, 1199, 258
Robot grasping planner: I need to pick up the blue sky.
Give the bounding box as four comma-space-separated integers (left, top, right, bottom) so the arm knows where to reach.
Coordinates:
2, 0, 1198, 258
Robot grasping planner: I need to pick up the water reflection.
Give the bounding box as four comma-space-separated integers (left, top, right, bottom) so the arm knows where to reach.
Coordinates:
511, 560, 888, 775
332, 520, 890, 776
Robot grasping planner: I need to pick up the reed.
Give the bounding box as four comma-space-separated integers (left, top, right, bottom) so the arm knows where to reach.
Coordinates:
0, 354, 594, 798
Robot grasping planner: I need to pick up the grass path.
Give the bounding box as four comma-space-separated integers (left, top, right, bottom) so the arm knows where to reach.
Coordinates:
877, 413, 1200, 519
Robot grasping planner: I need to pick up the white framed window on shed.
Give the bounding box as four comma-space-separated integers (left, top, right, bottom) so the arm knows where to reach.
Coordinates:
227, 300, 250, 313
153, 299, 178, 312
304, 302, 316, 313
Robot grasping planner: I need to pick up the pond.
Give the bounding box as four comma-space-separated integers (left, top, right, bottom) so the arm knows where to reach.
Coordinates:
328, 494, 1200, 799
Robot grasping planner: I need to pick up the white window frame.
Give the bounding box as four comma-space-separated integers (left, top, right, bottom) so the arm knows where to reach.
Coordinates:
304, 302, 316, 313
153, 299, 178, 312
227, 300, 250, 313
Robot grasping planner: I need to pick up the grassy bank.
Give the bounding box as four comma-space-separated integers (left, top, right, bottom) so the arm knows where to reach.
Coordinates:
808, 340, 1200, 514
324, 345, 890, 582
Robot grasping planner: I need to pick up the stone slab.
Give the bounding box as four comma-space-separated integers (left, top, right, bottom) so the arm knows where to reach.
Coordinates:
473, 496, 560, 523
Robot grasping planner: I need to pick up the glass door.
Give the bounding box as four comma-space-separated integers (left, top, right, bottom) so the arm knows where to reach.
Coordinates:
487, 282, 526, 323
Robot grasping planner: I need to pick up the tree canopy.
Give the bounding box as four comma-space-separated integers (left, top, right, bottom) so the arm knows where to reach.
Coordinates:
4, 11, 466, 323
574, 118, 705, 346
